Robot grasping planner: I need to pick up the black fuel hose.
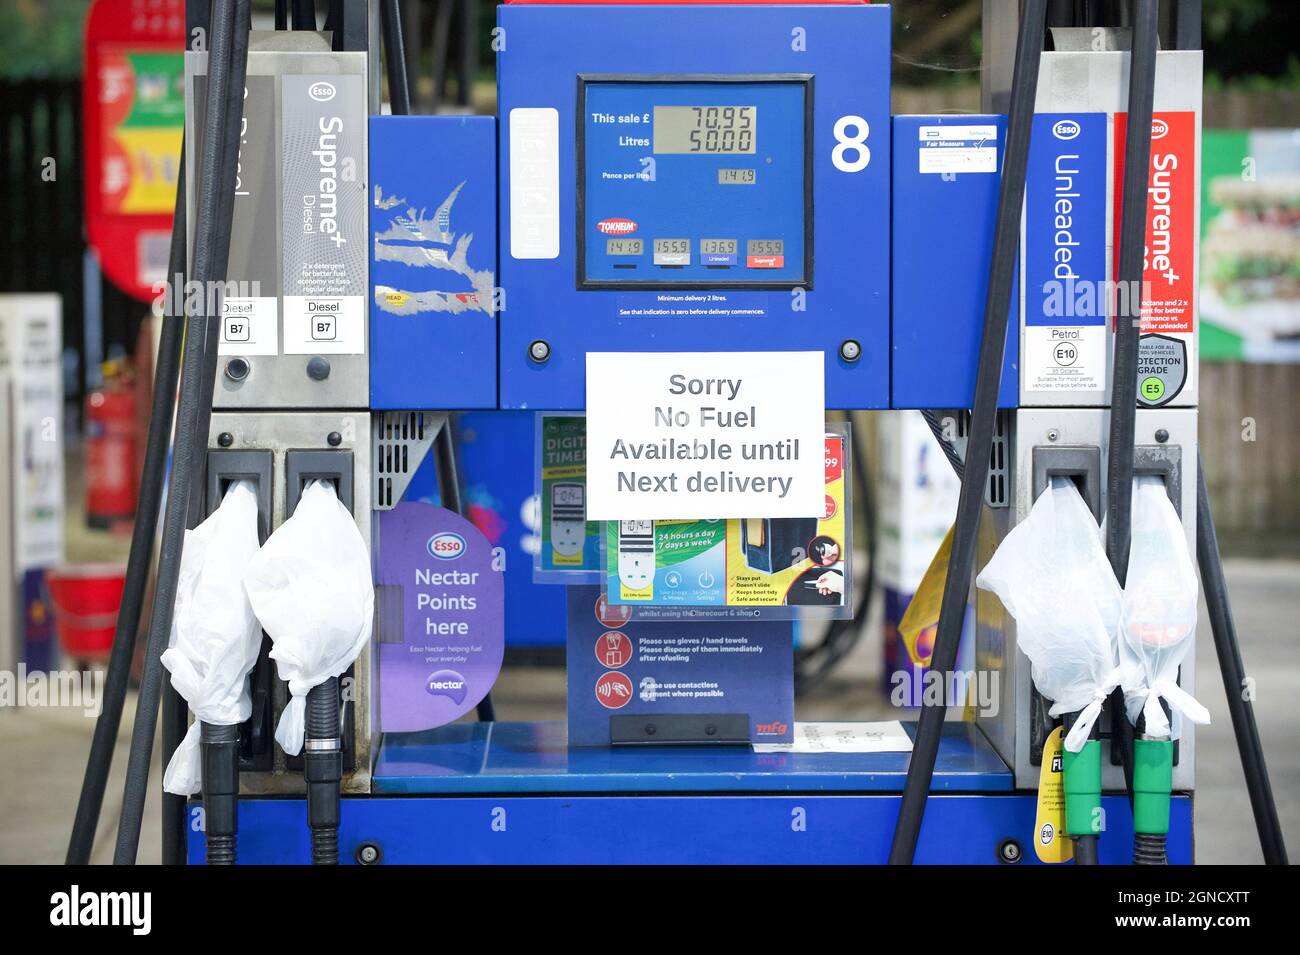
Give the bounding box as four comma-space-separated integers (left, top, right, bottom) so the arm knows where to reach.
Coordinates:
182, 0, 253, 866
305, 677, 343, 865
65, 145, 188, 865
1196, 456, 1288, 864
888, 0, 1048, 865
112, 0, 247, 864
1103, 0, 1159, 865
292, 0, 316, 31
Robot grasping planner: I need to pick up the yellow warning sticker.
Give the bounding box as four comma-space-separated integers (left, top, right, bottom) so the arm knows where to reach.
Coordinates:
1034, 725, 1074, 863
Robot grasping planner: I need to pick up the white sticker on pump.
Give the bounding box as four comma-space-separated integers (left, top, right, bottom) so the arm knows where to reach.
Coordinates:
917, 124, 998, 174
509, 107, 560, 259
218, 297, 279, 356
282, 296, 365, 355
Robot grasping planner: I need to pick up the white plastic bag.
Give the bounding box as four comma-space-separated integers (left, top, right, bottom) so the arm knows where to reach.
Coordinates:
243, 480, 373, 755
976, 477, 1123, 752
1118, 475, 1209, 739
161, 480, 264, 795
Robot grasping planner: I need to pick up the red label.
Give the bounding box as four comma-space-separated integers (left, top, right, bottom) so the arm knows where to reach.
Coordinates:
596, 218, 637, 235
595, 632, 633, 670
1112, 111, 1196, 334
824, 436, 844, 484
595, 672, 634, 709
747, 255, 784, 269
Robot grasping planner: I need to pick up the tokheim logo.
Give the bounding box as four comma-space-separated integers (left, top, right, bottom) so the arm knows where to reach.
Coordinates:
755, 721, 789, 736
427, 532, 467, 560
309, 81, 336, 102
596, 217, 637, 235
1052, 119, 1081, 141
1150, 118, 1170, 139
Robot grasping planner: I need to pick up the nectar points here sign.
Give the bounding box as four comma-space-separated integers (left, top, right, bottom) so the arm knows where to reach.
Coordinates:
585, 351, 825, 520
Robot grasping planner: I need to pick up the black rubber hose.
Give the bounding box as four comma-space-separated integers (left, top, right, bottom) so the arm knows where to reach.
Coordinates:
200, 722, 240, 865
112, 0, 246, 865
1074, 834, 1101, 865
888, 0, 1047, 866
305, 677, 342, 865
65, 146, 188, 866
276, 0, 288, 31
292, 0, 316, 31
1197, 455, 1288, 864
178, 0, 252, 867
1105, 0, 1159, 863
381, 0, 412, 117
921, 410, 966, 480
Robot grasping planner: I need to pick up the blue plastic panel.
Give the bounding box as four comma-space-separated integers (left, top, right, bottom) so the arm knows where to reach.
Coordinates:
891, 115, 1018, 409
498, 3, 892, 410
457, 412, 568, 647
371, 720, 1010, 794
188, 792, 1193, 865
369, 115, 497, 409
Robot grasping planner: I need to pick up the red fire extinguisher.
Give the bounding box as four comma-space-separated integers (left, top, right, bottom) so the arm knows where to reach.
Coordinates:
85, 360, 139, 531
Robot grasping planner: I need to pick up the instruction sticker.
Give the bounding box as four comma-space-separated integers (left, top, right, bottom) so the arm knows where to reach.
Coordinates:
280, 74, 367, 355
918, 124, 998, 174
1034, 726, 1074, 863
584, 351, 825, 520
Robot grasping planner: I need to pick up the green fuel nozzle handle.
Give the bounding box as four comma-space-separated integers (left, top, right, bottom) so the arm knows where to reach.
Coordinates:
1133, 737, 1174, 835
1062, 738, 1103, 838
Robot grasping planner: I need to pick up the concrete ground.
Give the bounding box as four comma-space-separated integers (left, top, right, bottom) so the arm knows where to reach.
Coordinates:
2, 557, 1296, 864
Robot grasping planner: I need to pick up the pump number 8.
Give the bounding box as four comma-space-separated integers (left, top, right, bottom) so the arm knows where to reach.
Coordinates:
832, 115, 870, 173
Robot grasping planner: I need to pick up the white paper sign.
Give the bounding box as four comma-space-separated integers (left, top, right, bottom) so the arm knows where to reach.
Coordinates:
585, 351, 825, 520
752, 721, 914, 754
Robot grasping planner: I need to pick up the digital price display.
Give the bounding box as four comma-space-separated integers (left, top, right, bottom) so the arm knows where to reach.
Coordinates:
579, 76, 810, 288
653, 106, 756, 154
718, 168, 756, 185
607, 238, 643, 256
653, 238, 690, 266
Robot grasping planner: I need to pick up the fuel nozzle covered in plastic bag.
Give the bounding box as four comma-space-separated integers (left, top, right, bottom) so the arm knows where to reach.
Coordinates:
161, 480, 264, 797
976, 476, 1124, 751
243, 479, 374, 756
1119, 475, 1209, 741
1118, 475, 1209, 850
976, 477, 1123, 845
245, 479, 371, 864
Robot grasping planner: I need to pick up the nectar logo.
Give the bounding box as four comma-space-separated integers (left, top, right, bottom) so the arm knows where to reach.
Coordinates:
755, 721, 789, 736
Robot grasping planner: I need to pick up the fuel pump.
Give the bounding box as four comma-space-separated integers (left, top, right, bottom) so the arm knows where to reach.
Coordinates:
65, 0, 1288, 868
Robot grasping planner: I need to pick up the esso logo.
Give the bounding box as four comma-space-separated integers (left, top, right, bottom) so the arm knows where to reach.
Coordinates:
309, 82, 337, 102
427, 532, 467, 560
596, 218, 637, 235
1150, 118, 1169, 139
1052, 119, 1081, 141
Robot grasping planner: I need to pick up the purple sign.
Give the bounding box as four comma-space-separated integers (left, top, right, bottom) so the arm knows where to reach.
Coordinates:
376, 502, 504, 732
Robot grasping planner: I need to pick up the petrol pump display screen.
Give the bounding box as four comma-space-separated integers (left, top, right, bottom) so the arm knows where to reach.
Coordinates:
578, 77, 811, 288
